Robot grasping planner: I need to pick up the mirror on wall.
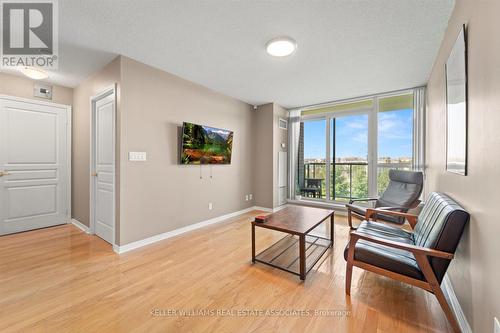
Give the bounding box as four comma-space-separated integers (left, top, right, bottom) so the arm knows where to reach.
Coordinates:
445, 24, 468, 175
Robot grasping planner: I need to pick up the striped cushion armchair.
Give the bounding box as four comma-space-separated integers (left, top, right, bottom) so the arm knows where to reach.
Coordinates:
344, 192, 469, 332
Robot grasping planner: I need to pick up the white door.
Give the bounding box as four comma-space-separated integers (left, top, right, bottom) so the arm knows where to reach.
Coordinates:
0, 97, 70, 235
91, 89, 115, 245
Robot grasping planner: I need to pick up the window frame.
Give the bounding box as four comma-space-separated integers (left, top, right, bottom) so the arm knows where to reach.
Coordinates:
292, 88, 422, 205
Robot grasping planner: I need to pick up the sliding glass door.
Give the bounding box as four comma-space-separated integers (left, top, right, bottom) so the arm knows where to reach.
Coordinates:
294, 90, 418, 204
300, 119, 326, 199
330, 113, 369, 201
298, 107, 372, 202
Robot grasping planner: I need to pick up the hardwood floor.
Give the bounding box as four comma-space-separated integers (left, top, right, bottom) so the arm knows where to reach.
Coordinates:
0, 210, 452, 332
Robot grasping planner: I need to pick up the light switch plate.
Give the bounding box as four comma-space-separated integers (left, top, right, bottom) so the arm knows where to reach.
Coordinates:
129, 151, 147, 161
494, 317, 500, 333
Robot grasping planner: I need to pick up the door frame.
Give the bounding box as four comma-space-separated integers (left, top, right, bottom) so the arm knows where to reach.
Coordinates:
0, 94, 72, 228
89, 85, 116, 245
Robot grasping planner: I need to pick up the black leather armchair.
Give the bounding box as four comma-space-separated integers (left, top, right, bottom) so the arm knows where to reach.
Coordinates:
346, 169, 423, 229
344, 192, 469, 332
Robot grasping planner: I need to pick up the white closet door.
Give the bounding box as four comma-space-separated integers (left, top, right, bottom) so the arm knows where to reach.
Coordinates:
91, 91, 115, 244
0, 98, 69, 235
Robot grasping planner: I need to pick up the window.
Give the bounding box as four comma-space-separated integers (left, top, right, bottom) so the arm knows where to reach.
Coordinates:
297, 119, 326, 199
377, 94, 414, 194
291, 89, 422, 203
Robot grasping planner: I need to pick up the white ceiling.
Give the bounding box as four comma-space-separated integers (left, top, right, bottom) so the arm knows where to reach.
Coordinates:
2, 0, 454, 108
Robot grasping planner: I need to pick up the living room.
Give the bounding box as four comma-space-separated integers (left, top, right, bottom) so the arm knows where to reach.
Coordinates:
0, 1, 498, 332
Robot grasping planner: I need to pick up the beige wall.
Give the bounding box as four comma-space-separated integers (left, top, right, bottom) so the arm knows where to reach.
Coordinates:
254, 104, 274, 208
426, 1, 500, 331
118, 56, 255, 245
254, 103, 288, 208
0, 72, 73, 105
254, 103, 288, 209
72, 57, 121, 235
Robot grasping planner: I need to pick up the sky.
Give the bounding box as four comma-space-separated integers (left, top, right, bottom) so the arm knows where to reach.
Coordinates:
303, 109, 413, 159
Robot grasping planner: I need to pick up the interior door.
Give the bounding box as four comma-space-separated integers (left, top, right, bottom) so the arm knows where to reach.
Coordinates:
91, 90, 115, 244
0, 97, 69, 235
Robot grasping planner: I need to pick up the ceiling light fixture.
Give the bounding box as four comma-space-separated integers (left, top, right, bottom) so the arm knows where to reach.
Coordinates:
266, 37, 297, 57
20, 67, 49, 80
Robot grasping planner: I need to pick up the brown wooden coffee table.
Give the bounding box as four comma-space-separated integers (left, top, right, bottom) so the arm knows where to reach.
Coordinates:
251, 205, 334, 280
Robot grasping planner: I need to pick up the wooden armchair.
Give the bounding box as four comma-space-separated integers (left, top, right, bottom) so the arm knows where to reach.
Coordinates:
344, 192, 470, 332
346, 170, 423, 229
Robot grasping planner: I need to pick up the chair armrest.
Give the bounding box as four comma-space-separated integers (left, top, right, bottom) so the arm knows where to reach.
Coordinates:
377, 206, 408, 211
365, 208, 418, 229
349, 231, 454, 259
348, 198, 378, 204
409, 199, 421, 209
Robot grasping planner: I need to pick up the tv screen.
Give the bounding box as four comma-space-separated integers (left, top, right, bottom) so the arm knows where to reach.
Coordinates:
181, 122, 233, 164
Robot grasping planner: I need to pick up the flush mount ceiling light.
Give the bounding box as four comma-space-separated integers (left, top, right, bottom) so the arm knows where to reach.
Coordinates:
20, 67, 49, 80
265, 37, 297, 57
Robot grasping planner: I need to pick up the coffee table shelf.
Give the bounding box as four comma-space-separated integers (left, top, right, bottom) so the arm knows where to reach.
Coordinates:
254, 234, 331, 277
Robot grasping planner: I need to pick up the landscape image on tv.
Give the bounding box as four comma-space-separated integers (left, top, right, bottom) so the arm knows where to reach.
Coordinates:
181, 122, 233, 164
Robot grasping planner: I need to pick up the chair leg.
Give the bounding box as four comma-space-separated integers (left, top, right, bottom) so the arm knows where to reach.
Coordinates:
414, 253, 461, 333
345, 260, 353, 295
345, 233, 357, 295
348, 210, 355, 230
432, 284, 461, 333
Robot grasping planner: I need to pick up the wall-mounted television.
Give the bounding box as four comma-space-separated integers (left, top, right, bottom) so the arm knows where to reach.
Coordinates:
180, 122, 233, 164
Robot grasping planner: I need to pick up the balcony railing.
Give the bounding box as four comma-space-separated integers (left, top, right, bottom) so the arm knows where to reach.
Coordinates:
300, 161, 411, 201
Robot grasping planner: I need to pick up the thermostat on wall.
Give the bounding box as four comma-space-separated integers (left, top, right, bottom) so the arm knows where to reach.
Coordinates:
33, 83, 52, 100
129, 152, 147, 161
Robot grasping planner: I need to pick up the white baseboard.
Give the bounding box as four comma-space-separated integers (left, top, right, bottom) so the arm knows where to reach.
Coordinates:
254, 204, 288, 213
112, 202, 334, 254
253, 206, 273, 212
71, 218, 90, 234
114, 205, 258, 254
442, 274, 472, 333
272, 204, 288, 212
286, 199, 348, 216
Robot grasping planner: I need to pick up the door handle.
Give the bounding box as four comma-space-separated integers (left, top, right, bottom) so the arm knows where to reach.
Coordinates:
0, 171, 11, 177
91, 172, 98, 177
